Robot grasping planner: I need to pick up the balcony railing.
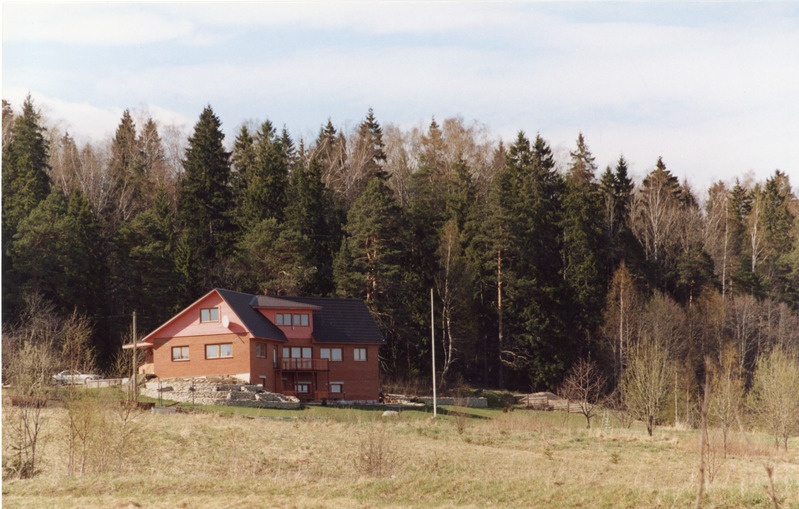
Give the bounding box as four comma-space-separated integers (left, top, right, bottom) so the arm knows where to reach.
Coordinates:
280, 358, 329, 371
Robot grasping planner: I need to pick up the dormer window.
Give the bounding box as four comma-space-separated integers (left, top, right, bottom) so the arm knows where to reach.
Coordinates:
200, 307, 219, 323
275, 312, 309, 327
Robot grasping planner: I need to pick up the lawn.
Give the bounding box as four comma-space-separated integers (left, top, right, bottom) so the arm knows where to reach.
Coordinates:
3, 397, 798, 508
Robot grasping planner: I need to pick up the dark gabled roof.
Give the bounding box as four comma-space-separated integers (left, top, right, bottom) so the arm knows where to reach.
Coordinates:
249, 295, 321, 311
285, 297, 385, 344
216, 289, 286, 341
213, 289, 383, 345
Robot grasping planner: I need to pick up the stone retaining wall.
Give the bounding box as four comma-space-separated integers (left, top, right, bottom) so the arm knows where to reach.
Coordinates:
140, 377, 301, 409
418, 397, 488, 408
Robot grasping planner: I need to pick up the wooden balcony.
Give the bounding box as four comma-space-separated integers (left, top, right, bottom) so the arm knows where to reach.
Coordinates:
280, 358, 329, 371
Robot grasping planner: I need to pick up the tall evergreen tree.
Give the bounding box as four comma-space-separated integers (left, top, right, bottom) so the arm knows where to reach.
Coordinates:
284, 155, 342, 295
114, 185, 182, 332
177, 106, 234, 299
9, 186, 109, 355
334, 174, 410, 376
2, 96, 51, 241
562, 133, 606, 355
2, 96, 52, 316
105, 110, 148, 230
488, 131, 567, 389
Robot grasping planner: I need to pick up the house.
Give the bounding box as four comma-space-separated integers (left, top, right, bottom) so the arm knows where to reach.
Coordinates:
130, 289, 385, 402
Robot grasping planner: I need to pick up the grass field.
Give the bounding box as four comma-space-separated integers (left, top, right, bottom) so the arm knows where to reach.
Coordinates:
3, 397, 799, 508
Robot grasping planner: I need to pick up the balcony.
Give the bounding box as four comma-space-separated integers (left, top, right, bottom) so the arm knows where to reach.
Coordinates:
280, 358, 329, 371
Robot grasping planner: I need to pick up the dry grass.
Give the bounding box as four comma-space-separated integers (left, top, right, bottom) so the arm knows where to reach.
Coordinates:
3, 397, 799, 508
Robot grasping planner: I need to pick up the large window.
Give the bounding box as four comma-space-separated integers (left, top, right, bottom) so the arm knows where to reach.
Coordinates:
206, 343, 233, 359
172, 346, 189, 361
255, 343, 266, 358
200, 307, 219, 323
276, 313, 309, 327
320, 348, 342, 361
354, 348, 367, 361
284, 347, 311, 359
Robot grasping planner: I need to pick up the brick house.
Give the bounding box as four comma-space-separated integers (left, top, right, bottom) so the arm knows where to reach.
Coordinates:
131, 288, 385, 401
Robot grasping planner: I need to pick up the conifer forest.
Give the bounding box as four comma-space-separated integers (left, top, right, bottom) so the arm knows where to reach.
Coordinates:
3, 96, 798, 394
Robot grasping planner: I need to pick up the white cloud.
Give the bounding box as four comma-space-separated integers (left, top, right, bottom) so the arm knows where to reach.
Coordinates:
2, 3, 193, 45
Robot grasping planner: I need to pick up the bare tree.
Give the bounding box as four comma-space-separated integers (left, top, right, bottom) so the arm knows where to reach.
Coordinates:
601, 262, 642, 385
558, 358, 607, 428
748, 346, 799, 450
621, 337, 672, 436
435, 219, 475, 387
707, 345, 745, 458
2, 294, 60, 478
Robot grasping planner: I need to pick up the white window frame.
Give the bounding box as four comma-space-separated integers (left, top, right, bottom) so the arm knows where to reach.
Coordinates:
330, 383, 343, 394
354, 348, 367, 361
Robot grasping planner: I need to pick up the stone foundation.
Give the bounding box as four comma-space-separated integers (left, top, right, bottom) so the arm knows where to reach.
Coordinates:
140, 377, 301, 409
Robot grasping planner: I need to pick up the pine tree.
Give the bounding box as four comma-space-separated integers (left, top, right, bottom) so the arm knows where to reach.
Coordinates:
177, 106, 234, 298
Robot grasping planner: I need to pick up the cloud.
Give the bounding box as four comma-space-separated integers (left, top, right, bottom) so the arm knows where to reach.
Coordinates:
2, 3, 193, 46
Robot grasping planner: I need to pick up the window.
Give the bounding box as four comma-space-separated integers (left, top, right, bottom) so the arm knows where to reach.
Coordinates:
330, 383, 343, 394
277, 313, 309, 327
354, 348, 367, 361
320, 348, 342, 361
255, 343, 266, 358
172, 346, 189, 361
200, 308, 220, 323
295, 383, 310, 394
206, 343, 233, 359
273, 347, 278, 368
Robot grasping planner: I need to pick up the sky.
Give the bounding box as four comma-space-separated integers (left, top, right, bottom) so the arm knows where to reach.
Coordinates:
3, 1, 799, 193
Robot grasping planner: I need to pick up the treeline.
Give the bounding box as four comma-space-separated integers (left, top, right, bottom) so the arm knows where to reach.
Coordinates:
3, 96, 798, 392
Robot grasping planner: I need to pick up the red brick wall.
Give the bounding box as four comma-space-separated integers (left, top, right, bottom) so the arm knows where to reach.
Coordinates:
319, 344, 381, 401
153, 333, 252, 381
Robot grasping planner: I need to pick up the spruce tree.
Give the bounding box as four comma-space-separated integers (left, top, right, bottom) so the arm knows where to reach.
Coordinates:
2, 96, 51, 241
487, 132, 567, 389
284, 155, 342, 295
2, 96, 52, 316
177, 106, 234, 298
562, 133, 606, 355
334, 174, 409, 375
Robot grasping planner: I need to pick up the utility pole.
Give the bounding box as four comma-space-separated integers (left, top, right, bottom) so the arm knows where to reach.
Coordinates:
131, 310, 138, 402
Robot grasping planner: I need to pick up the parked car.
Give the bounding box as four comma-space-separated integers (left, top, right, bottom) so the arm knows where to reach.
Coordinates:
52, 370, 101, 386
